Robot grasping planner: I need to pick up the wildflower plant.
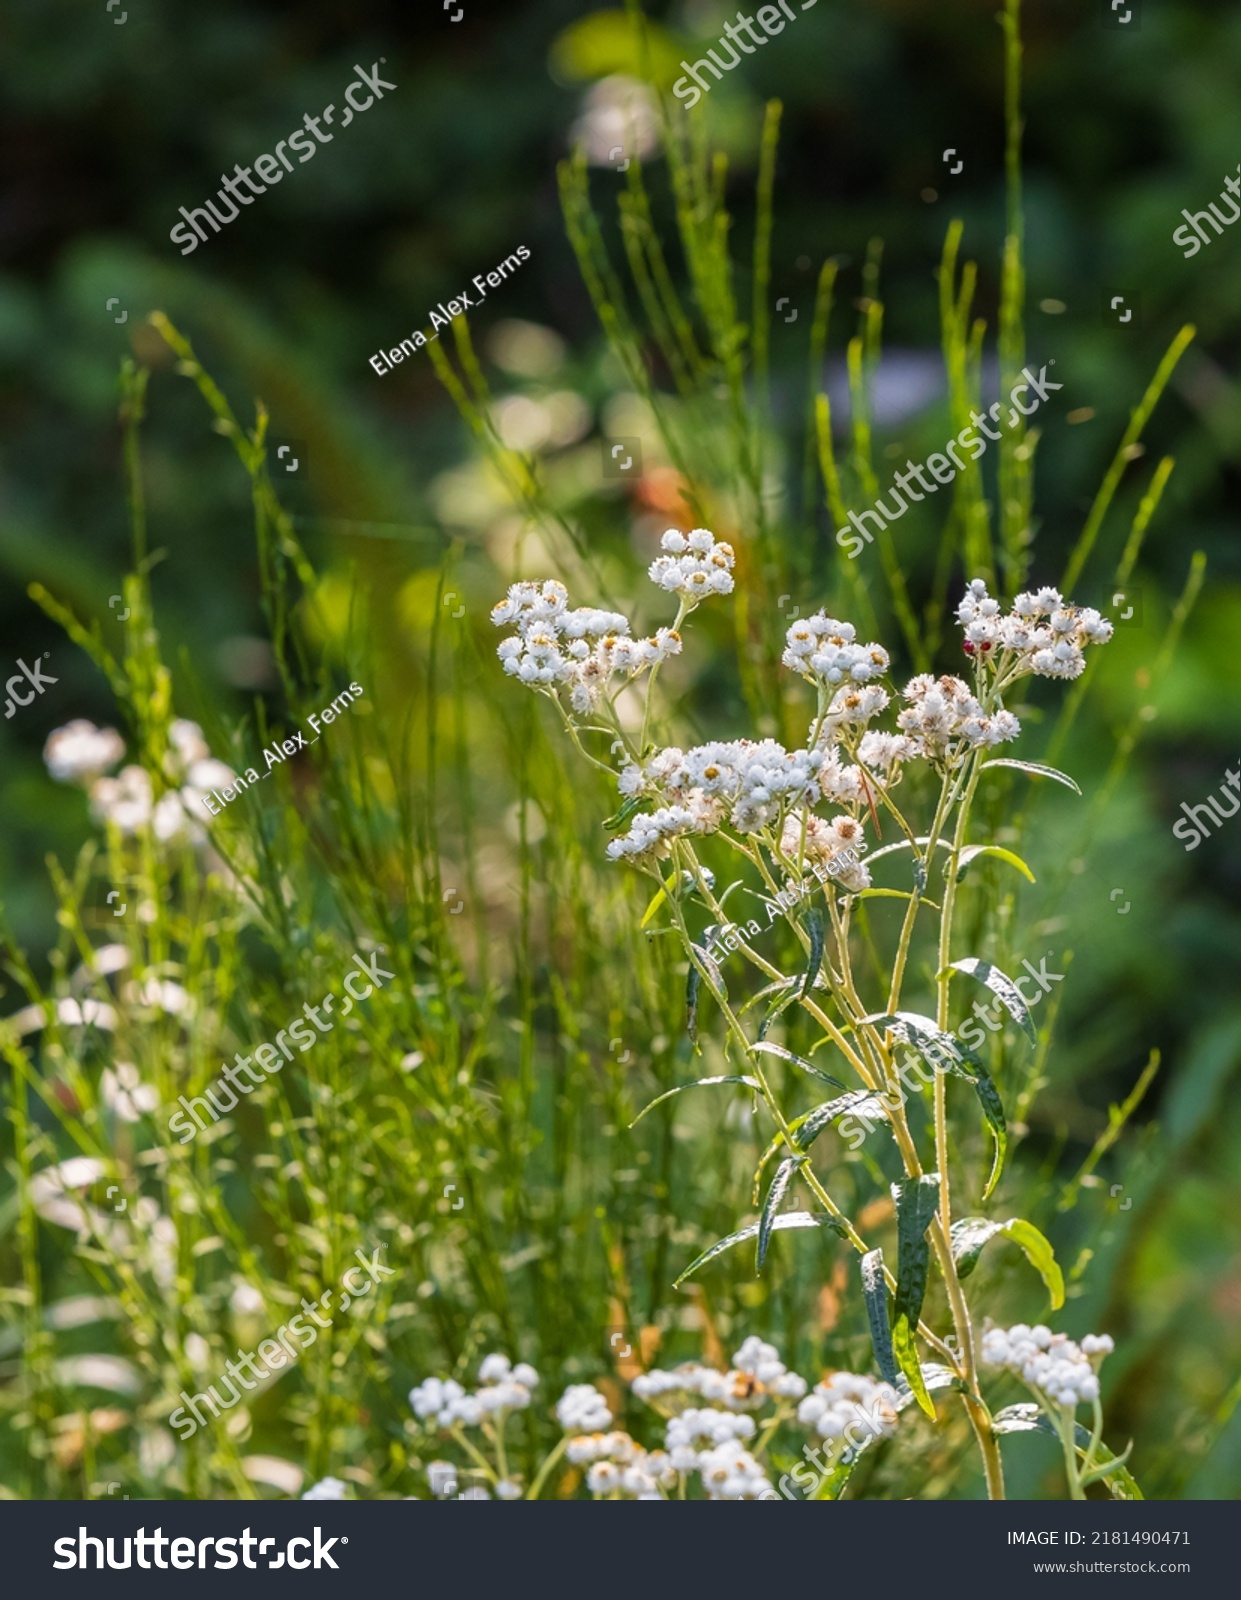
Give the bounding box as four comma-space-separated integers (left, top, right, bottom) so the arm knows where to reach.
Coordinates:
491, 537, 1139, 1500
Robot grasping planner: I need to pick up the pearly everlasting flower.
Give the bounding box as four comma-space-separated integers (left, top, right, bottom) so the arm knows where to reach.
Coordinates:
782, 613, 889, 690
957, 578, 1112, 679
409, 1376, 484, 1429
556, 1382, 613, 1434
896, 674, 1021, 760
857, 730, 918, 777
647, 528, 735, 600
696, 1443, 774, 1500
495, 1479, 523, 1500
982, 1324, 1112, 1409
824, 683, 890, 731
796, 1371, 900, 1446
44, 720, 125, 785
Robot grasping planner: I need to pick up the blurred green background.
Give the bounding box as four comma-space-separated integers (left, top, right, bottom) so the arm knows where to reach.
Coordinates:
1, 0, 1239, 1496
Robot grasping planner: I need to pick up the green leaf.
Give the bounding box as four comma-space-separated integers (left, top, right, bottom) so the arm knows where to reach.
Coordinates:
855, 887, 941, 909
673, 1212, 841, 1288
999, 1218, 1065, 1312
937, 1050, 1009, 1200
639, 884, 670, 928
750, 1040, 845, 1088
860, 1249, 898, 1384
602, 795, 645, 832
947, 957, 1037, 1043
991, 1405, 1144, 1500
865, 837, 954, 866
757, 1157, 806, 1271
948, 1216, 1064, 1310
892, 1362, 959, 1413
793, 1090, 887, 1151
980, 758, 1082, 795
686, 943, 726, 1045
957, 844, 1037, 884
891, 1175, 941, 1419
801, 907, 826, 998
861, 1010, 970, 1071
969, 1059, 1009, 1201
630, 1075, 760, 1128
949, 1217, 1004, 1280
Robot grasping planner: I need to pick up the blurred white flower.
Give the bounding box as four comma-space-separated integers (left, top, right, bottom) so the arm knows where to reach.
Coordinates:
90, 765, 153, 834
43, 720, 125, 785
101, 1062, 158, 1122
571, 75, 659, 168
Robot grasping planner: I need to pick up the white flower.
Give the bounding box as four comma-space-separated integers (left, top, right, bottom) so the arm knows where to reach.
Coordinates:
100, 1062, 158, 1123
43, 721, 125, 785
647, 528, 735, 601
302, 1476, 348, 1500
165, 719, 210, 777
409, 1376, 483, 1429
982, 1323, 1113, 1410
782, 613, 889, 690
89, 765, 153, 834
796, 1371, 900, 1445
957, 579, 1111, 678
695, 1443, 773, 1499
556, 1382, 613, 1434
478, 1353, 512, 1384
495, 1479, 523, 1499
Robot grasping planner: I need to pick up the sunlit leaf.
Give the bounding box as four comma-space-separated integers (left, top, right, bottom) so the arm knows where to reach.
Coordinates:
758, 1156, 806, 1271
673, 1212, 842, 1288
630, 1075, 760, 1128
860, 1249, 897, 1384
980, 758, 1082, 795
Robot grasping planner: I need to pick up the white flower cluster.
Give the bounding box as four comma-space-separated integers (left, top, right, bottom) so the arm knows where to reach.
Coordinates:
409, 1354, 540, 1430
555, 1382, 613, 1434
492, 578, 683, 714
797, 1371, 900, 1444
609, 738, 824, 860
779, 812, 871, 892
44, 717, 235, 845
632, 1338, 808, 1414
647, 527, 735, 599
697, 1443, 775, 1500
982, 1323, 1114, 1410
956, 579, 1113, 679
567, 1430, 675, 1499
782, 613, 890, 689
896, 674, 1021, 759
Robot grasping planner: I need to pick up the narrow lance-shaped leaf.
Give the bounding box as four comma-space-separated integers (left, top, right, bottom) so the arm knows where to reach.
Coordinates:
980, 757, 1082, 795
948, 957, 1037, 1044
749, 1039, 845, 1088
950, 1217, 1004, 1280
891, 1175, 941, 1419
991, 1405, 1143, 1500
757, 1156, 805, 1271
860, 1249, 897, 1385
969, 1058, 1009, 1200
673, 1212, 843, 1288
793, 1090, 888, 1152
630, 1076, 760, 1129
801, 906, 825, 997
957, 844, 1036, 884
